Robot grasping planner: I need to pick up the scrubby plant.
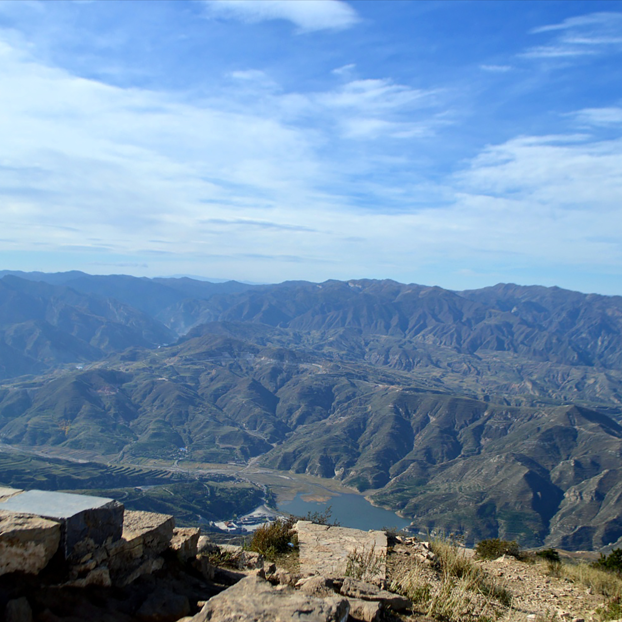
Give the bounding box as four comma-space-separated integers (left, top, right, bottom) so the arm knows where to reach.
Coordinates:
302, 505, 340, 526
596, 596, 622, 621
593, 548, 622, 575
248, 516, 297, 559
390, 535, 512, 622
345, 543, 386, 582
536, 548, 561, 563
202, 548, 239, 568
561, 562, 622, 600
475, 538, 520, 560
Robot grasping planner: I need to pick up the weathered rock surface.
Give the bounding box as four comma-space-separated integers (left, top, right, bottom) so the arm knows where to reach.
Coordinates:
340, 577, 410, 611
171, 527, 200, 563
0, 487, 23, 502
4, 597, 33, 622
217, 543, 264, 570
190, 575, 350, 622
0, 510, 60, 576
122, 510, 175, 555
197, 535, 219, 555
0, 489, 123, 559
297, 521, 387, 584
136, 589, 191, 622
106, 510, 174, 585
297, 575, 336, 598
345, 597, 382, 622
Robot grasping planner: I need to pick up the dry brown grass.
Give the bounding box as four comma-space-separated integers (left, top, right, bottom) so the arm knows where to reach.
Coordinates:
390, 536, 512, 622
344, 543, 386, 583
561, 561, 622, 600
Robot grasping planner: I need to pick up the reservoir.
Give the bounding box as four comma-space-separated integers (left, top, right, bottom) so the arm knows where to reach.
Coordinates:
278, 492, 412, 531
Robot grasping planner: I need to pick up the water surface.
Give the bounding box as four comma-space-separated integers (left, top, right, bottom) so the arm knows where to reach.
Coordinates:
278, 492, 411, 531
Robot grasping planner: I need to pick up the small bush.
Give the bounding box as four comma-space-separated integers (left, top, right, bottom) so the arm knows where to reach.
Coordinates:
594, 548, 622, 575
536, 548, 561, 563
248, 517, 296, 559
302, 506, 340, 526
546, 560, 562, 578
475, 538, 520, 560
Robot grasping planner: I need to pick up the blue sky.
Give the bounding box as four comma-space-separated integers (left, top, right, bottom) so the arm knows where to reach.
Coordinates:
1, 0, 621, 294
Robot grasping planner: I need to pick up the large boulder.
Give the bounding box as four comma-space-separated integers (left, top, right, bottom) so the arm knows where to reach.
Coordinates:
171, 527, 200, 563
340, 577, 410, 611
0, 490, 123, 559
107, 510, 174, 584
0, 510, 60, 576
296, 521, 387, 584
190, 575, 350, 622
4, 597, 33, 622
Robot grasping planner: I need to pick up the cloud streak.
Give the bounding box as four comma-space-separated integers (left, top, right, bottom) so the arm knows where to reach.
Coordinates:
202, 0, 360, 32
523, 12, 622, 59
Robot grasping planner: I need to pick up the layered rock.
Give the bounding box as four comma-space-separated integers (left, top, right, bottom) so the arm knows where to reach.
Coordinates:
0, 488, 123, 559
189, 575, 350, 622
0, 510, 60, 576
296, 521, 387, 585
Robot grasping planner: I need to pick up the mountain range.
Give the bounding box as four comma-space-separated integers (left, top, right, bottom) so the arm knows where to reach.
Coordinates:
1, 271, 622, 549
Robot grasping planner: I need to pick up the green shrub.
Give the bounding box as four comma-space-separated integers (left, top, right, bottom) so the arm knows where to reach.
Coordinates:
594, 549, 622, 575
536, 548, 561, 563
475, 538, 520, 560
248, 517, 296, 559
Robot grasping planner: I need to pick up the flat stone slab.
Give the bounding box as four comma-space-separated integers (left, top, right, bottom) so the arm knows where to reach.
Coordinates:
296, 521, 387, 584
0, 490, 123, 559
0, 490, 114, 517
0, 510, 61, 576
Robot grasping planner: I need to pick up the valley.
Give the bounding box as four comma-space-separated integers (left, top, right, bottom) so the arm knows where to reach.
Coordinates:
1, 272, 622, 550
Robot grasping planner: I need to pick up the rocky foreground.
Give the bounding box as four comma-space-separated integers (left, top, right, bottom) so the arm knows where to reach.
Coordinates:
0, 487, 618, 621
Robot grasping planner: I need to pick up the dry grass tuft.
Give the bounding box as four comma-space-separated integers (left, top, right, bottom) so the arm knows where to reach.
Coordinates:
344, 543, 386, 583
390, 536, 512, 622
561, 562, 622, 600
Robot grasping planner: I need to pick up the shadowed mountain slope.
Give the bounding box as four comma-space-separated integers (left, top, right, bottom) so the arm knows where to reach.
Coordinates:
0, 276, 176, 378
1, 272, 622, 548
1, 327, 621, 549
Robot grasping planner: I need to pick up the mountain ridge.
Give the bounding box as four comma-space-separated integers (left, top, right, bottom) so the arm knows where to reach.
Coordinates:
1, 271, 622, 549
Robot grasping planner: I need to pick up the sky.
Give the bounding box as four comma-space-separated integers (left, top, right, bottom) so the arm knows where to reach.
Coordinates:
0, 0, 622, 294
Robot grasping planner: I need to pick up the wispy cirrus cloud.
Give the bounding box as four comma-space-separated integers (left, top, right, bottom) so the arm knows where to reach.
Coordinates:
0, 28, 449, 280
202, 0, 360, 33
573, 106, 622, 127
523, 12, 622, 59
479, 64, 512, 73
200, 218, 316, 232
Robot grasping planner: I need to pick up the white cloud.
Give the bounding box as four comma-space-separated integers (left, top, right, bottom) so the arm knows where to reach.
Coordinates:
574, 107, 622, 127
0, 30, 449, 282
523, 11, 622, 59
318, 78, 431, 111
480, 64, 512, 73
1, 23, 621, 291
532, 12, 622, 34
202, 0, 360, 32
311, 78, 443, 139
332, 63, 356, 76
